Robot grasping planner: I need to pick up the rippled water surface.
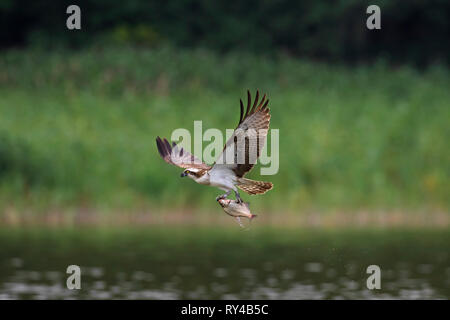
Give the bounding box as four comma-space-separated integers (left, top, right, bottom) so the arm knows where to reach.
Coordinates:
0, 228, 448, 299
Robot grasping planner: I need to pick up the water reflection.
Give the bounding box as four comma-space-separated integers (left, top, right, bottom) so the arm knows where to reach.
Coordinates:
1, 262, 446, 299
0, 229, 448, 299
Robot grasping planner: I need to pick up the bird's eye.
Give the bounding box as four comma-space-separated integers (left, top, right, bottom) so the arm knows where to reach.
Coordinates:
185, 170, 190, 174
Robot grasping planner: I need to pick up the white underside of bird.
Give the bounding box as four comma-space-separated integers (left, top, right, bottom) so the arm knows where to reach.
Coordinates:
188, 166, 238, 195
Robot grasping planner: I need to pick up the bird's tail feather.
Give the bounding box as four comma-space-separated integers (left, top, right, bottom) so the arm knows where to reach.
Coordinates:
237, 178, 273, 195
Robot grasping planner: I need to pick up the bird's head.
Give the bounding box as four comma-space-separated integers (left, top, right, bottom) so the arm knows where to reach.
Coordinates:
180, 168, 199, 179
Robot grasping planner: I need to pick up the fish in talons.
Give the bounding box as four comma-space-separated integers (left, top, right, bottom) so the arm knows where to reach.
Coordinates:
217, 198, 257, 228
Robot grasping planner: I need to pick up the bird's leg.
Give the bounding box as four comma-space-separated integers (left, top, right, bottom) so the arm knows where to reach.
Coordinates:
234, 190, 243, 203
216, 190, 231, 201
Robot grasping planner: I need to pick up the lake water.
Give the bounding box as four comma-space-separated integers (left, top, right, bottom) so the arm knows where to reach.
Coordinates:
0, 228, 448, 299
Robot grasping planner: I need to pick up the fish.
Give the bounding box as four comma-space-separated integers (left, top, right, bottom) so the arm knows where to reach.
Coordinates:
217, 198, 257, 227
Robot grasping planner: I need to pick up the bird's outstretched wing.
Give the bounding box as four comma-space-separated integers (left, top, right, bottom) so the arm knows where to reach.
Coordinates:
156, 137, 211, 170
214, 90, 271, 177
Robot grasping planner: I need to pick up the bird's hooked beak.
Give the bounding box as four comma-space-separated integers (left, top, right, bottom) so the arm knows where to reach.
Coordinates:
180, 172, 187, 177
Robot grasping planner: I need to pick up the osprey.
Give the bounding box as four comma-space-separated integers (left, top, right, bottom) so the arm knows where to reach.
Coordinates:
156, 90, 273, 202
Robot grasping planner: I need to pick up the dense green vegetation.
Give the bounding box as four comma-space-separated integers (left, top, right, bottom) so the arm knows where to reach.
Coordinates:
0, 47, 449, 213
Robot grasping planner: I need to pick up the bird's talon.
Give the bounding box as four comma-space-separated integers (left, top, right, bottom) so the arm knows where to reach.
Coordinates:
216, 190, 231, 201
216, 194, 227, 201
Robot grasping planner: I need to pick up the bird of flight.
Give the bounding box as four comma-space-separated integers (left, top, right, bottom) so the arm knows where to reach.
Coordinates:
156, 90, 273, 205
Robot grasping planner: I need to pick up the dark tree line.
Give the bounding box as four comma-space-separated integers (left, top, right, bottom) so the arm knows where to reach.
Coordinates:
1, 0, 449, 66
